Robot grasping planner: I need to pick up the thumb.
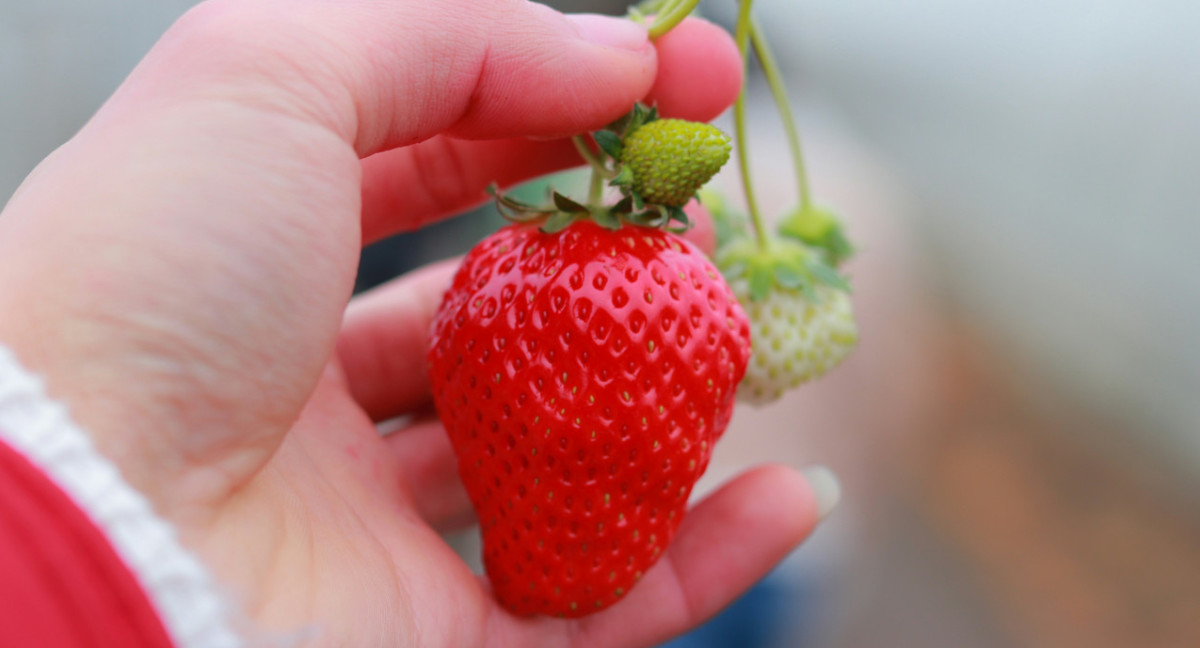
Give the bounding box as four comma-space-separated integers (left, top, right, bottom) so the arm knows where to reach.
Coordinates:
114, 0, 657, 156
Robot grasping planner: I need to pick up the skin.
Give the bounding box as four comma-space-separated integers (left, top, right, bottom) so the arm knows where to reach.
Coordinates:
0, 1, 819, 646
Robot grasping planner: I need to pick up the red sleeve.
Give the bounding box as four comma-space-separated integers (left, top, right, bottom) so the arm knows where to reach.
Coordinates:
0, 434, 175, 648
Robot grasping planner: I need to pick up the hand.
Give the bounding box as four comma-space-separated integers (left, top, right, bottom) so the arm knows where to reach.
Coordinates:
0, 0, 822, 645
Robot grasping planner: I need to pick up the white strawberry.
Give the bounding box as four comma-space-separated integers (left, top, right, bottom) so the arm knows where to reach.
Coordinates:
736, 283, 857, 405
715, 229, 858, 406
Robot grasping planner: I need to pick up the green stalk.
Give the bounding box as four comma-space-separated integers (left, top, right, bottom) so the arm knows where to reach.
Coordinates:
732, 0, 769, 250
751, 16, 812, 212
631, 0, 672, 19
648, 0, 700, 40
572, 135, 607, 173
572, 135, 609, 206
587, 168, 605, 205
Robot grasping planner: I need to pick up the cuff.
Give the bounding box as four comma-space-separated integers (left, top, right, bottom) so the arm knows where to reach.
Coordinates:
0, 346, 243, 648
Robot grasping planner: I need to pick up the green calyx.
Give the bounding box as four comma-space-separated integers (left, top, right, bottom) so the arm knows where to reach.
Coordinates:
497, 103, 730, 236
778, 205, 855, 267
701, 186, 855, 298
489, 185, 690, 235
716, 234, 850, 302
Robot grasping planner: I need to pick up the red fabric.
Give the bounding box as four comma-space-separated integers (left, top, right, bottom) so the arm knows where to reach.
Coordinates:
0, 435, 175, 648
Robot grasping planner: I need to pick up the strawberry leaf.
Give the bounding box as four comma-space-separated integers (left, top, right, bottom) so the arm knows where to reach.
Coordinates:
553, 191, 590, 214
749, 265, 773, 301
645, 208, 670, 228
773, 264, 808, 291
491, 186, 554, 223
593, 207, 621, 230
809, 260, 852, 293
594, 130, 624, 160
720, 259, 748, 282
823, 226, 856, 266
779, 205, 858, 267
539, 211, 579, 234
630, 103, 654, 133
610, 166, 634, 189
489, 185, 544, 212
611, 195, 634, 215
667, 205, 690, 229
631, 190, 645, 211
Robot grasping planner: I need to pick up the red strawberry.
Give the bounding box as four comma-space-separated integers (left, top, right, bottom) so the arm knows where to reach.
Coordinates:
427, 220, 751, 617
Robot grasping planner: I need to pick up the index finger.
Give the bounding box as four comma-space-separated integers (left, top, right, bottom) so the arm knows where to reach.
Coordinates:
357, 17, 743, 243
117, 0, 660, 157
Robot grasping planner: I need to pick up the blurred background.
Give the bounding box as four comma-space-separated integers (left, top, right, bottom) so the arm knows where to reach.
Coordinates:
3, 1, 1199, 646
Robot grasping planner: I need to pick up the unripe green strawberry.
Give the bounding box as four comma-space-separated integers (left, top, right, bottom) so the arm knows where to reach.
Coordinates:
620, 120, 731, 207
735, 283, 857, 405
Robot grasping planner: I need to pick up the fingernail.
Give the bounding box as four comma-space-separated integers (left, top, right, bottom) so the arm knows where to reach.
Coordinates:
801, 465, 842, 521
569, 14, 649, 51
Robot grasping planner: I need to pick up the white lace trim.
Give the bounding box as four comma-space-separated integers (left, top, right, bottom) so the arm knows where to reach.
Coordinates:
0, 346, 243, 648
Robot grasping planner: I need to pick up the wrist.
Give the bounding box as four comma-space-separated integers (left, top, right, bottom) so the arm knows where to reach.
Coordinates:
0, 345, 245, 648
0, 309, 167, 503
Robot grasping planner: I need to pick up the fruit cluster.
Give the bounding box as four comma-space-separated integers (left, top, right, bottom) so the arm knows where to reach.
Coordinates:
425, 0, 860, 618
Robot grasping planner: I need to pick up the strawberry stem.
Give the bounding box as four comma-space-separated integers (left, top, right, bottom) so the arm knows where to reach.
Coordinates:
573, 135, 612, 207
751, 16, 812, 212
647, 0, 700, 40
631, 0, 671, 17
572, 135, 607, 174
732, 0, 769, 250
588, 168, 605, 205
